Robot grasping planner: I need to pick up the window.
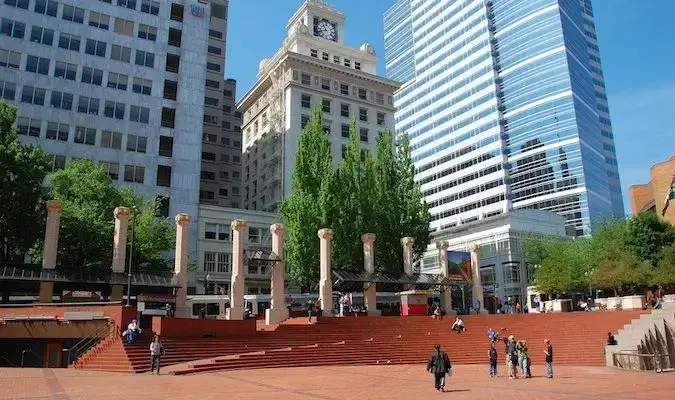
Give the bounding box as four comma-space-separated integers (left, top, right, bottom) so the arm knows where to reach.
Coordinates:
359, 127, 369, 143
341, 123, 349, 138
135, 50, 154, 68
21, 86, 45, 105
81, 67, 103, 85
62, 5, 84, 24
301, 93, 311, 108
30, 26, 54, 45
220, 153, 230, 163
206, 79, 220, 89
163, 80, 177, 100
77, 96, 100, 115
5, 0, 28, 9
50, 91, 73, 110
322, 98, 331, 113
170, 3, 184, 22
132, 77, 152, 95
74, 126, 96, 145
359, 107, 368, 122
0, 80, 16, 101
204, 96, 218, 106
341, 144, 347, 159
58, 33, 80, 51
301, 73, 311, 85
1, 19, 25, 38
321, 78, 330, 90
101, 130, 122, 149
205, 223, 230, 241
159, 136, 173, 157
218, 188, 228, 197
54, 61, 76, 80
206, 62, 221, 72
203, 251, 215, 271
201, 152, 216, 161
481, 267, 496, 287
117, 0, 136, 10
17, 117, 41, 137
355, 62, 361, 70
376, 92, 384, 105
34, 0, 58, 16
209, 29, 222, 39
0, 49, 21, 69
107, 72, 128, 91
113, 18, 134, 36
301, 115, 310, 129
110, 45, 131, 62
310, 49, 317, 58
100, 161, 119, 180
141, 0, 159, 15
208, 45, 222, 55
104, 101, 125, 119
89, 12, 110, 30
126, 134, 147, 153
358, 88, 367, 100
323, 120, 331, 135
333, 55, 340, 64
50, 154, 66, 171
201, 170, 215, 180
156, 165, 171, 187
130, 105, 150, 124
85, 39, 107, 57
377, 112, 385, 126
340, 83, 349, 95
503, 262, 521, 284
322, 52, 329, 61
344, 59, 351, 68
232, 155, 241, 164
168, 28, 182, 47
162, 107, 176, 127
223, 89, 233, 98
203, 114, 218, 125
124, 165, 145, 183
340, 103, 349, 117
248, 227, 262, 244
232, 170, 240, 178
138, 24, 157, 41
232, 186, 240, 194
26, 55, 50, 75
46, 122, 69, 141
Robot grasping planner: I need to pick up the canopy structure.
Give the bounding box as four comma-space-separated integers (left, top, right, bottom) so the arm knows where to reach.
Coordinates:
331, 270, 466, 293
243, 250, 281, 275
0, 265, 180, 288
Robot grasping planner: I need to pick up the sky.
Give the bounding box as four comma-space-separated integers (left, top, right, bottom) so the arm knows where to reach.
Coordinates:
226, 0, 675, 215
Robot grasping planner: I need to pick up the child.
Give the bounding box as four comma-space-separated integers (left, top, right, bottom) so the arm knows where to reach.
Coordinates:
488, 342, 498, 377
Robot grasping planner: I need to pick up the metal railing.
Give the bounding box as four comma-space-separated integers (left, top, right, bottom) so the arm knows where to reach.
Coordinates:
613, 350, 675, 372
63, 321, 118, 366
20, 349, 41, 367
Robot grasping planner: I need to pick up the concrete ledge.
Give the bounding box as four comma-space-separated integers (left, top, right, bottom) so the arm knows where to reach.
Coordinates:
152, 316, 256, 338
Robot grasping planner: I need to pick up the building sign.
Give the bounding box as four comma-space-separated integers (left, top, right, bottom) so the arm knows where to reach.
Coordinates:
61, 291, 103, 303
191, 3, 205, 17
137, 293, 176, 303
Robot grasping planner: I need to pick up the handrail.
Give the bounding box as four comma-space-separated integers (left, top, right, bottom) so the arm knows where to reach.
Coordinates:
20, 349, 41, 367
613, 351, 674, 372
63, 320, 118, 365
0, 354, 18, 367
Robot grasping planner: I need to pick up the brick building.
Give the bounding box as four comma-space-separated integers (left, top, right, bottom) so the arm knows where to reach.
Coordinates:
628, 155, 675, 224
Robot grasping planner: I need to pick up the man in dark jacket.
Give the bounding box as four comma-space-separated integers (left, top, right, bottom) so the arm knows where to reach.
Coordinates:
426, 344, 452, 392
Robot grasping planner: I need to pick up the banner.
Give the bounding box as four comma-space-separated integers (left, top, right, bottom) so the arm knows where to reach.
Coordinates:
447, 251, 472, 283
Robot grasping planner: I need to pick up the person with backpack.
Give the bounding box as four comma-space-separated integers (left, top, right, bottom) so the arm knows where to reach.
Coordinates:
149, 335, 165, 375
426, 344, 452, 392
488, 341, 498, 377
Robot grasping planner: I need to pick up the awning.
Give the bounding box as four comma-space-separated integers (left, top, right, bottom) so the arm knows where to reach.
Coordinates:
332, 270, 465, 289
0, 266, 180, 288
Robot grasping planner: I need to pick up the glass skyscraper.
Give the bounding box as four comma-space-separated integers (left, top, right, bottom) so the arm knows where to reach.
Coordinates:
384, 0, 623, 236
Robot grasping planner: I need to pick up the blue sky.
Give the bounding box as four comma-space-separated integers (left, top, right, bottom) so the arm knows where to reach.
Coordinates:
226, 0, 675, 215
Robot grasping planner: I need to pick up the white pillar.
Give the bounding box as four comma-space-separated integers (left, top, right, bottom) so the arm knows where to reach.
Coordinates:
40, 200, 62, 303
318, 228, 333, 316
266, 223, 288, 325
362, 233, 380, 316
173, 213, 191, 317
401, 237, 415, 275
470, 244, 488, 314
112, 207, 130, 273
227, 219, 247, 320
437, 241, 454, 315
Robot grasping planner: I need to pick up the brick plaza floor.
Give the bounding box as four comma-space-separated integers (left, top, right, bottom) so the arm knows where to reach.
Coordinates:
1, 364, 673, 400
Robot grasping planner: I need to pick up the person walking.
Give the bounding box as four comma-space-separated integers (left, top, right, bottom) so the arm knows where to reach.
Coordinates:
307, 299, 314, 324
488, 341, 498, 377
149, 335, 164, 375
314, 298, 322, 322
507, 335, 518, 379
426, 344, 452, 392
544, 338, 553, 378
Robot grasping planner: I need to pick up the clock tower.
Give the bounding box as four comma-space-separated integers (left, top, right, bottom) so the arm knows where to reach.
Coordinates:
286, 0, 345, 45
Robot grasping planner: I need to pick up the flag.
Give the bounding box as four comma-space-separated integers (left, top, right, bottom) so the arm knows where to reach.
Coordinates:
663, 178, 675, 216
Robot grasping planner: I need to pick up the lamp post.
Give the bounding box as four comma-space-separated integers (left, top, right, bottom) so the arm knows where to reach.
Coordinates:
125, 206, 137, 306
205, 273, 211, 294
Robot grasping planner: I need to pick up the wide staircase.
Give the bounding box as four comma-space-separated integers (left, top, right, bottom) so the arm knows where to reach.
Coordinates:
73, 311, 644, 374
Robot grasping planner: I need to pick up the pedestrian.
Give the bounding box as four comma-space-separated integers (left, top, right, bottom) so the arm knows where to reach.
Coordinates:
654, 286, 665, 309
123, 319, 141, 344
315, 298, 322, 322
507, 335, 518, 379
149, 335, 164, 375
503, 337, 510, 376
488, 341, 498, 377
307, 299, 314, 323
544, 338, 553, 378
426, 344, 452, 392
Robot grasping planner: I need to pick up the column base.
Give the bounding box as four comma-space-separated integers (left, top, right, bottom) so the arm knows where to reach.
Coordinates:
174, 305, 191, 319
265, 307, 289, 325
226, 306, 245, 320
322, 309, 333, 317
110, 285, 124, 302
39, 282, 54, 303
367, 309, 382, 317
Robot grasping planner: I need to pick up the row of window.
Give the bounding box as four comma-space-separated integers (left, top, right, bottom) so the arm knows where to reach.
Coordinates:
300, 93, 387, 125
47, 153, 169, 186
204, 223, 266, 244
299, 114, 372, 143
309, 48, 362, 71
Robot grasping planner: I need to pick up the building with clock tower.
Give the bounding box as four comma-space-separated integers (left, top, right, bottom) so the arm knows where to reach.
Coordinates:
237, 0, 400, 212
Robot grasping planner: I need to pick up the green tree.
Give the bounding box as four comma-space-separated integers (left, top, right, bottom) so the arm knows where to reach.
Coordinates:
625, 212, 675, 266
0, 101, 51, 263
652, 245, 675, 288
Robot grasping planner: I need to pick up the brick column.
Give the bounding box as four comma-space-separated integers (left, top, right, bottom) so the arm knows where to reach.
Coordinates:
401, 237, 415, 275
39, 200, 63, 303
437, 241, 454, 315
173, 213, 191, 318
362, 233, 380, 316
110, 207, 131, 301
318, 228, 333, 316
227, 219, 247, 320
469, 244, 488, 314
265, 224, 289, 325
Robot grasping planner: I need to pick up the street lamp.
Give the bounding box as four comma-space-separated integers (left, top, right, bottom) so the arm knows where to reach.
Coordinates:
125, 206, 138, 306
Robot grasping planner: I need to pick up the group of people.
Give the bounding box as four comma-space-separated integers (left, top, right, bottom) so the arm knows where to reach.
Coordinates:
307, 298, 322, 323
123, 320, 164, 375
495, 333, 553, 380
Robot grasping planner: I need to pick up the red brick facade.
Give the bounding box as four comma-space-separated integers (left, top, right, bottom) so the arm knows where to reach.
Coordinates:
628, 155, 675, 224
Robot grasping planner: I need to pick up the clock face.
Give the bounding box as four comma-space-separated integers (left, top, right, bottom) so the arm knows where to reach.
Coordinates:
316, 19, 336, 41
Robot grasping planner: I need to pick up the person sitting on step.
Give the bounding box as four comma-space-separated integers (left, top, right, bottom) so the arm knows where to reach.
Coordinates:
451, 317, 465, 334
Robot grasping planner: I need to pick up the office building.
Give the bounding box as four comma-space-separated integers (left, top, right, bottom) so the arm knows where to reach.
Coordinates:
629, 155, 675, 225
237, 0, 400, 212
384, 0, 623, 237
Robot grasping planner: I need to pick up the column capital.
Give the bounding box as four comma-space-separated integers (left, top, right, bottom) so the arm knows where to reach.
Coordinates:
46, 200, 63, 213
114, 206, 131, 219
231, 219, 248, 231
469, 244, 480, 253
270, 223, 285, 235
361, 233, 376, 244
317, 228, 333, 240
175, 213, 192, 226
436, 241, 449, 250
401, 237, 415, 247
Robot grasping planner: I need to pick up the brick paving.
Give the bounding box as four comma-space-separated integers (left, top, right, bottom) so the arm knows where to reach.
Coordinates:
1, 365, 673, 400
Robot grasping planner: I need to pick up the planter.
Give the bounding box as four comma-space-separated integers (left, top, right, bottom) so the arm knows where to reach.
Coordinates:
606, 297, 621, 310
543, 299, 572, 312
664, 294, 675, 303
620, 295, 645, 310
